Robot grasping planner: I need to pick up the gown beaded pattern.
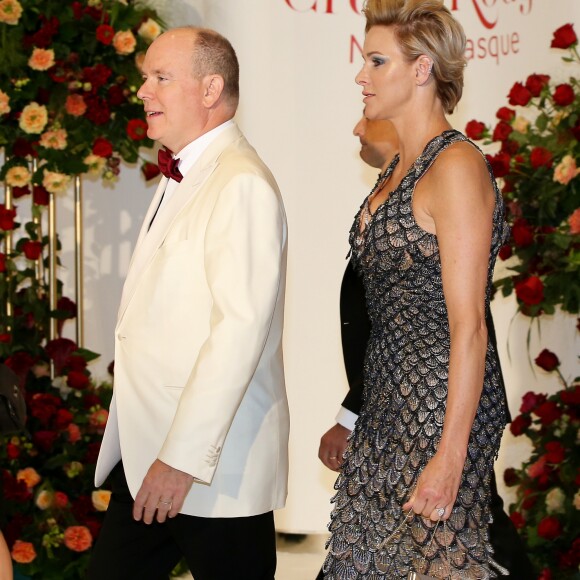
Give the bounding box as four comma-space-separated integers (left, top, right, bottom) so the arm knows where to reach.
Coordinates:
323, 130, 511, 579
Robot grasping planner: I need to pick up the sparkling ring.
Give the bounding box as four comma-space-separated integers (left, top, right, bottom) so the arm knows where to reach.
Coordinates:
435, 507, 445, 518
329, 456, 338, 460
158, 499, 172, 505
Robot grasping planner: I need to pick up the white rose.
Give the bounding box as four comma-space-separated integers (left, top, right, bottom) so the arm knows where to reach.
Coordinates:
545, 487, 566, 514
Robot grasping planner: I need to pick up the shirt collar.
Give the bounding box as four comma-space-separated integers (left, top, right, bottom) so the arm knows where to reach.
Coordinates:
174, 120, 235, 177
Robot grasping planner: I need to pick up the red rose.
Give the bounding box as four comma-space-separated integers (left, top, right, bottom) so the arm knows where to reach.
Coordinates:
500, 139, 519, 156
530, 147, 553, 169
22, 241, 42, 260
12, 186, 30, 199
534, 349, 560, 371
551, 23, 577, 49
24, 15, 58, 49
503, 468, 519, 487
559, 547, 580, 571
534, 401, 562, 425
520, 391, 547, 413
33, 430, 58, 453
2, 471, 31, 502
57, 296, 76, 316
538, 516, 562, 540
525, 74, 550, 97
33, 185, 49, 206
0, 333, 10, 343
527, 455, 548, 480
54, 491, 69, 508
30, 393, 61, 426
12, 138, 36, 158
67, 355, 87, 372
486, 152, 511, 178
83, 393, 102, 409
552, 83, 575, 107
545, 441, 565, 464
127, 119, 148, 140
508, 82, 532, 106
92, 137, 113, 158
72, 1, 83, 18
82, 64, 112, 89
96, 24, 114, 45
498, 245, 512, 260
515, 276, 544, 306
492, 121, 512, 142
538, 568, 553, 580
509, 511, 525, 529
45, 337, 78, 376
0, 252, 6, 272
509, 414, 531, 436
464, 120, 486, 140
84, 96, 110, 125
511, 218, 534, 247
496, 107, 515, 122
141, 162, 161, 181
67, 370, 90, 390
0, 204, 17, 231
560, 385, 580, 405
50, 61, 74, 84
107, 85, 126, 106
6, 442, 20, 459
54, 408, 74, 429
83, 5, 105, 21
522, 492, 538, 510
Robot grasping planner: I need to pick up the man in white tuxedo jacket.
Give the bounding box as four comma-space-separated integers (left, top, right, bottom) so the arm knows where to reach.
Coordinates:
89, 27, 289, 580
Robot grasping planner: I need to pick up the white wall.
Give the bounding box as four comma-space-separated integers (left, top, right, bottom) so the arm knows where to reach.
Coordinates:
38, 0, 580, 532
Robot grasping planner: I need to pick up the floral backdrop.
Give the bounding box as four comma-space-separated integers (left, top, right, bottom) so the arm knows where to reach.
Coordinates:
1, 1, 579, 579
466, 24, 580, 580
0, 1, 163, 578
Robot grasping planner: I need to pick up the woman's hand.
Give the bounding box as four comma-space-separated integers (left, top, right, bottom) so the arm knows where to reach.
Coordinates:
402, 450, 465, 522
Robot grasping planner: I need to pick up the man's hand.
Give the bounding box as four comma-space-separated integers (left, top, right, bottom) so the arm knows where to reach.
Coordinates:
318, 423, 351, 472
133, 459, 194, 524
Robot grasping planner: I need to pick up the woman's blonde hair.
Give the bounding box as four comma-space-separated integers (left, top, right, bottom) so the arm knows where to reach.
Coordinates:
363, 0, 467, 114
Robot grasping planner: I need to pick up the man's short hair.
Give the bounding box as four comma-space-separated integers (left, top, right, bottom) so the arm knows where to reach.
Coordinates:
192, 28, 240, 108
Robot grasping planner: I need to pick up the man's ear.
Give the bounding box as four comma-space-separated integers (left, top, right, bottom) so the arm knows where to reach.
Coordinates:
415, 55, 433, 87
202, 74, 225, 107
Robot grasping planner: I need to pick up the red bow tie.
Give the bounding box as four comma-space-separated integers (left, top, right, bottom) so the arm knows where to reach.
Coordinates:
157, 148, 183, 182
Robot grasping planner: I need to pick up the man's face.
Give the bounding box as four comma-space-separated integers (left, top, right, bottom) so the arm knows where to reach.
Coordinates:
353, 116, 398, 170
137, 30, 207, 153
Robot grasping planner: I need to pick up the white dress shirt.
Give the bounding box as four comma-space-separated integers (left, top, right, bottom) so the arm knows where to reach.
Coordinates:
155, 119, 235, 218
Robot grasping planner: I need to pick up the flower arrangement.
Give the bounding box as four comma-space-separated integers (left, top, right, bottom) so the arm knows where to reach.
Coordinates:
465, 24, 580, 317
1, 342, 113, 579
0, 1, 166, 577
504, 347, 580, 579
0, 0, 164, 187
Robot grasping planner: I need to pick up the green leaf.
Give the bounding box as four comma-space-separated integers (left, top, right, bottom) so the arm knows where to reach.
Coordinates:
75, 347, 101, 363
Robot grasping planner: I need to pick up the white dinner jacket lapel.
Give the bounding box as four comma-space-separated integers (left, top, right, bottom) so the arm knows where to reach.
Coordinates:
116, 124, 242, 326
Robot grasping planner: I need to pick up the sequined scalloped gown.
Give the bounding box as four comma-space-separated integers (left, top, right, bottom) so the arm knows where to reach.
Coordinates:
323, 130, 511, 579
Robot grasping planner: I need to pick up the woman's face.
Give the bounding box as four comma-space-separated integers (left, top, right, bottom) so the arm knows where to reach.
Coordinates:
355, 26, 416, 121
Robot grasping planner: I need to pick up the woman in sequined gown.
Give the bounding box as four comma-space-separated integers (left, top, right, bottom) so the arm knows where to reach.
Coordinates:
323, 1, 511, 579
